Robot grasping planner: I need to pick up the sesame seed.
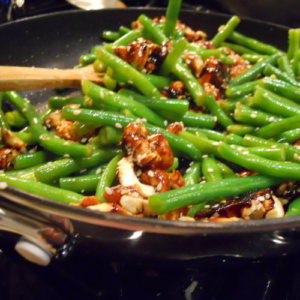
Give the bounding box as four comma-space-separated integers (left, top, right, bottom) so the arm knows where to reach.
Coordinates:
212, 204, 219, 208
29, 146, 37, 154
157, 182, 162, 191
212, 142, 219, 146
73, 110, 81, 115
250, 114, 257, 118
108, 91, 114, 95
257, 196, 265, 201
190, 179, 195, 185
204, 205, 211, 208
96, 168, 102, 175
64, 142, 69, 146
128, 80, 133, 84
148, 170, 154, 177
81, 137, 88, 143
153, 88, 157, 93
22, 108, 27, 112
105, 187, 113, 195
164, 120, 168, 126
64, 154, 70, 158
81, 190, 85, 193
100, 91, 104, 99
200, 180, 206, 184
271, 145, 277, 148
79, 169, 87, 173
236, 91, 241, 95
115, 123, 122, 128
269, 117, 275, 122
265, 193, 271, 199
214, 116, 218, 122
264, 93, 268, 98
0, 182, 8, 189
186, 167, 191, 173
242, 151, 249, 155
284, 142, 289, 146
4, 149, 10, 154
208, 168, 214, 173
189, 161, 194, 166
202, 155, 208, 158
230, 145, 235, 148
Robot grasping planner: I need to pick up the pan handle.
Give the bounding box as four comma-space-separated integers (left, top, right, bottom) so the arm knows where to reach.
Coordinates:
0, 197, 75, 266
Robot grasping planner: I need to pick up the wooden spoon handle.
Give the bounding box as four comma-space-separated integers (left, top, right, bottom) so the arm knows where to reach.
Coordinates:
0, 65, 104, 91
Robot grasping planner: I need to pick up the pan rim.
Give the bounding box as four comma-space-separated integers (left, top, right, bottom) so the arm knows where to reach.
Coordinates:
0, 8, 296, 235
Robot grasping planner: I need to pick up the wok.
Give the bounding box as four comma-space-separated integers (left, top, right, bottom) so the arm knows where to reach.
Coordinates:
0, 8, 298, 266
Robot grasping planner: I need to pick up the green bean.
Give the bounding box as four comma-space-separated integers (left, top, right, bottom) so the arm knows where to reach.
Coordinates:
61, 107, 203, 160
35, 148, 121, 183
230, 53, 281, 86
228, 31, 284, 55
174, 29, 184, 40
0, 92, 7, 142
179, 131, 220, 156
4, 110, 28, 127
60, 174, 103, 193
216, 161, 237, 178
219, 98, 249, 113
176, 111, 216, 129
287, 29, 300, 61
202, 155, 223, 182
99, 126, 122, 146
263, 64, 300, 86
112, 28, 143, 47
286, 197, 300, 217
252, 87, 300, 117
72, 121, 101, 139
186, 128, 226, 141
103, 73, 117, 90
79, 53, 97, 66
240, 145, 286, 161
82, 80, 165, 127
97, 48, 162, 98
0, 173, 84, 204
184, 161, 201, 186
160, 37, 188, 76
255, 115, 300, 139
219, 143, 300, 180
14, 151, 56, 170
102, 31, 120, 41
118, 89, 189, 116
220, 54, 234, 65
172, 62, 206, 107
163, 0, 182, 37
220, 42, 258, 55
95, 153, 123, 201
274, 128, 300, 144
211, 16, 240, 47
93, 59, 107, 72
76, 163, 108, 176
292, 50, 300, 76
168, 157, 179, 172
227, 124, 255, 136
10, 131, 35, 145
242, 54, 268, 63
138, 14, 168, 45
259, 77, 300, 104
224, 133, 244, 146
278, 54, 296, 79
242, 134, 300, 163
119, 26, 131, 36
48, 96, 85, 109
148, 175, 283, 214
234, 103, 282, 126
205, 94, 234, 128
5, 91, 92, 158
225, 80, 262, 99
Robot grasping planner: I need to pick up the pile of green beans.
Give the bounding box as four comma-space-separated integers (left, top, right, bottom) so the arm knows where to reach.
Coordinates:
2, 0, 300, 221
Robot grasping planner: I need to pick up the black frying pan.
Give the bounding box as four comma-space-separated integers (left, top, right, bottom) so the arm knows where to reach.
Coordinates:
0, 9, 297, 265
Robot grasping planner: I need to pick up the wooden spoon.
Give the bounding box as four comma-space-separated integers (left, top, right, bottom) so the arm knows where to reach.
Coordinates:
0, 64, 104, 91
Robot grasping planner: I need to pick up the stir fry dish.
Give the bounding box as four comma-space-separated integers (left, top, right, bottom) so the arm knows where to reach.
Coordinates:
2, 0, 300, 222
